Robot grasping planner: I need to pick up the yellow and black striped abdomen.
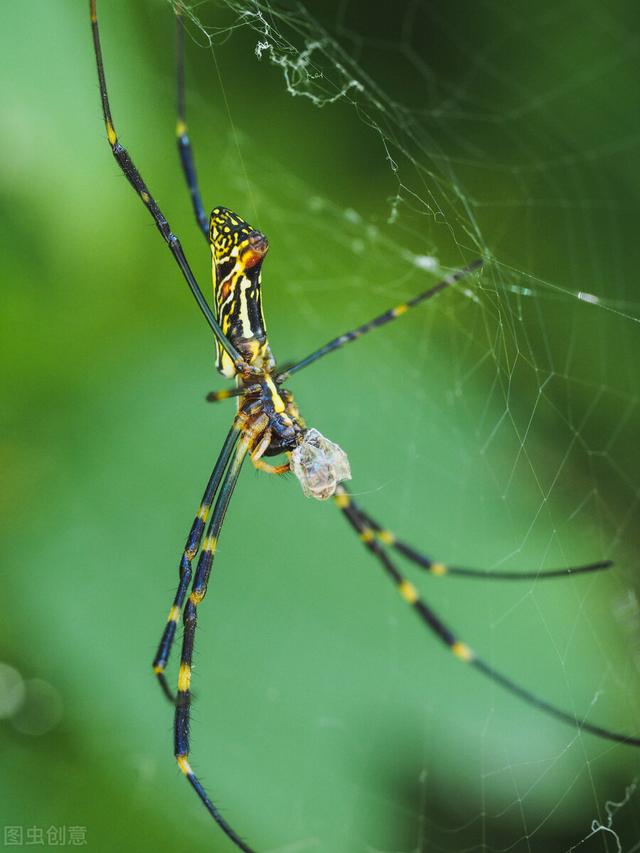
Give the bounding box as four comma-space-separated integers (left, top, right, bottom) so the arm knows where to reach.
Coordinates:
210, 207, 271, 377
215, 268, 270, 376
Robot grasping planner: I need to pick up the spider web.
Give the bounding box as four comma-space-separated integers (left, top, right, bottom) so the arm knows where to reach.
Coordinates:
164, 2, 640, 850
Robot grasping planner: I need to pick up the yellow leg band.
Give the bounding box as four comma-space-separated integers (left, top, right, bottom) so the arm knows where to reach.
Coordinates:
202, 534, 217, 553
377, 529, 396, 545
334, 492, 350, 509
452, 641, 474, 662
399, 580, 419, 604
176, 755, 192, 775
106, 120, 117, 146
178, 662, 191, 693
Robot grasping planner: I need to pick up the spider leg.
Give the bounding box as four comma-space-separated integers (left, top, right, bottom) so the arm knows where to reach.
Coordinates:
337, 485, 613, 581
250, 428, 272, 463
335, 488, 640, 748
89, 1, 244, 370
278, 259, 482, 382
174, 415, 268, 853
206, 384, 261, 404
253, 459, 291, 475
152, 418, 244, 702
175, 8, 209, 239
251, 433, 291, 474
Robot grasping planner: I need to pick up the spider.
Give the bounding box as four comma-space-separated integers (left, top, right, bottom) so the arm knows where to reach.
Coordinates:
89, 3, 640, 850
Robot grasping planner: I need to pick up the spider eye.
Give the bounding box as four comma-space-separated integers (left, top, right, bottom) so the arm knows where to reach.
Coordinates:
291, 428, 352, 500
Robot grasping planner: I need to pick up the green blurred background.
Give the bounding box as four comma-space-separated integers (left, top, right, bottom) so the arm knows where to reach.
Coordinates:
2, 1, 640, 851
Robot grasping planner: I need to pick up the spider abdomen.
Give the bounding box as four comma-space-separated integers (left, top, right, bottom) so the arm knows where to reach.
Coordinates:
210, 207, 272, 378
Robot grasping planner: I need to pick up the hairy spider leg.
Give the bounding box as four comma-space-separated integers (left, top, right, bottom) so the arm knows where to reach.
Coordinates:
334, 488, 640, 748
339, 486, 613, 581
278, 259, 483, 382
175, 9, 209, 239
89, 0, 243, 368
152, 419, 244, 702
174, 416, 268, 853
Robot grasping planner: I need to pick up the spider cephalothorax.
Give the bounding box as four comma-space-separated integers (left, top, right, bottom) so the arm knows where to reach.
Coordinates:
235, 379, 352, 498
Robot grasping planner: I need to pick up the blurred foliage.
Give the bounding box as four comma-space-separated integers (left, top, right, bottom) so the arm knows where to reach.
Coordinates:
1, 1, 640, 851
